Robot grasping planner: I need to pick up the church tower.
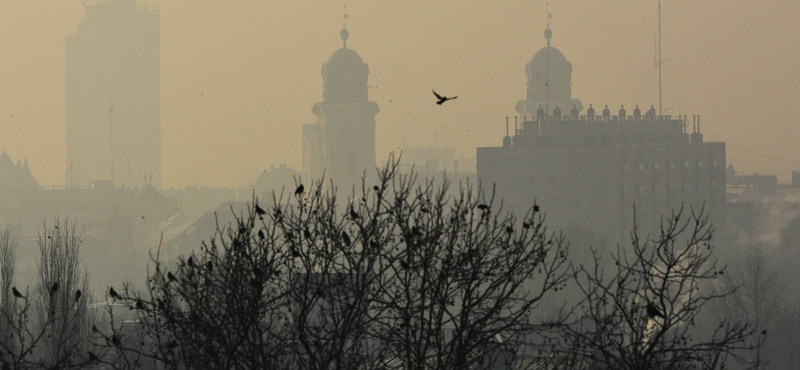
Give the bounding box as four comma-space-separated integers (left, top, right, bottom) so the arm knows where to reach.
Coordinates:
303, 26, 380, 188
515, 20, 582, 119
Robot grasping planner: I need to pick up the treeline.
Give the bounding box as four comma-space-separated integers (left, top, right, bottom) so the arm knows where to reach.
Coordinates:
0, 158, 765, 370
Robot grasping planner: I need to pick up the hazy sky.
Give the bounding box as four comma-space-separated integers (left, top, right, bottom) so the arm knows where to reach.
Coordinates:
1, 0, 798, 188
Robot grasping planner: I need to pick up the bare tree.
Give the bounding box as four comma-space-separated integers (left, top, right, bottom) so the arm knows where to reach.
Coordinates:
34, 218, 93, 369
0, 227, 18, 366
559, 206, 751, 370
366, 170, 571, 370
102, 155, 572, 370
712, 245, 789, 370
0, 221, 94, 370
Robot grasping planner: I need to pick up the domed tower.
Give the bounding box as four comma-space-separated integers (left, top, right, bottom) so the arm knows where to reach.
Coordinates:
304, 27, 380, 187
515, 22, 582, 119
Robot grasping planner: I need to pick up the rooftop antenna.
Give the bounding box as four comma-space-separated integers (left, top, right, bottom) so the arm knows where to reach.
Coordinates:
544, 3, 552, 115
656, 0, 671, 115
341, 4, 350, 48
109, 83, 115, 185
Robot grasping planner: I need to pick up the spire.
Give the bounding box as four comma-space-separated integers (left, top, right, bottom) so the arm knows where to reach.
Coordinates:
341, 4, 350, 48
544, 3, 553, 47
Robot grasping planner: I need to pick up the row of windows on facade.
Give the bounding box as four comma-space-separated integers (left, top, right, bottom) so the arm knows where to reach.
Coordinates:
527, 174, 717, 190
507, 156, 718, 170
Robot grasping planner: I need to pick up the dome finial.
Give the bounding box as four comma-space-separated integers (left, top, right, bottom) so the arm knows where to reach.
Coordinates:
341, 4, 350, 48
544, 3, 553, 47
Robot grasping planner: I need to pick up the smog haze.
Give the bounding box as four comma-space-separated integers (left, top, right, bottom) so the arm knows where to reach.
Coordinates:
1, 0, 798, 187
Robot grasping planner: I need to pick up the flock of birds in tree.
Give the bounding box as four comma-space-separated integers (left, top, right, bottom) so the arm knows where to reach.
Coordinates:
6, 92, 674, 363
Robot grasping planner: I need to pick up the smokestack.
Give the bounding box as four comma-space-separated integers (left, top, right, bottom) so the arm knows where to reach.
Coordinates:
697, 115, 700, 133
505, 117, 509, 136
514, 116, 518, 136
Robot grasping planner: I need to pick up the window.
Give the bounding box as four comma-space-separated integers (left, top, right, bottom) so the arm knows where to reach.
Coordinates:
712, 160, 718, 167
684, 182, 690, 189
684, 161, 690, 168
638, 185, 645, 194
670, 162, 675, 169
654, 163, 660, 170
638, 164, 645, 171
698, 161, 704, 168
623, 164, 629, 172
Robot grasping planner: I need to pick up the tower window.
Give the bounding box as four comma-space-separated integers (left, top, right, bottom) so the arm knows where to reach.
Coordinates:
638, 164, 644, 171
684, 161, 690, 169
654, 163, 660, 170
698, 161, 704, 168
670, 162, 675, 169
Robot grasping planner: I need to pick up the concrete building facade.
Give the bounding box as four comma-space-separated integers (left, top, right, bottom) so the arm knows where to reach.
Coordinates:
478, 27, 725, 241
65, 0, 161, 189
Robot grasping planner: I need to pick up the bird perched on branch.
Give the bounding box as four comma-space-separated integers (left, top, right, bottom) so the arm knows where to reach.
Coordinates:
342, 231, 352, 247
295, 184, 304, 196
109, 287, 120, 299
646, 302, 665, 319
12, 287, 25, 299
75, 289, 82, 302
255, 205, 267, 220
432, 89, 457, 105
50, 282, 59, 294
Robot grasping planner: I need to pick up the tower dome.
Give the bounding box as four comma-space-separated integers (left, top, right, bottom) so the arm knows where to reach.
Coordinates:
516, 25, 583, 118
320, 29, 369, 105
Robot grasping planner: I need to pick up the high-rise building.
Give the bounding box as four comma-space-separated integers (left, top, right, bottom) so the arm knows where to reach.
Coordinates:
65, 0, 161, 189
303, 27, 380, 188
478, 27, 725, 242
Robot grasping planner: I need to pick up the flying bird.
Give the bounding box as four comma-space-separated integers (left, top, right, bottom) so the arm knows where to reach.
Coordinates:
295, 184, 305, 195
432, 89, 457, 105
646, 302, 665, 319
12, 287, 25, 299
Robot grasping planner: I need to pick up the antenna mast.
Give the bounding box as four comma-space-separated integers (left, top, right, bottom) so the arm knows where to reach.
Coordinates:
656, 0, 669, 115
545, 3, 552, 115
110, 83, 115, 185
